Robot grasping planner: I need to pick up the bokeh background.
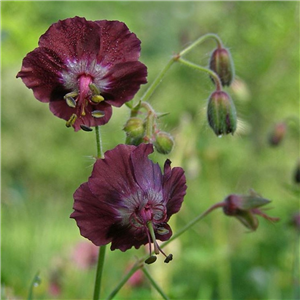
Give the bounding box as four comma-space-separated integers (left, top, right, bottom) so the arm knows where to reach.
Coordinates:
2, 1, 299, 299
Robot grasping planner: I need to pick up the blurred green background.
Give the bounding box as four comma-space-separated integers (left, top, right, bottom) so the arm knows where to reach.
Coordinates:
2, 1, 299, 299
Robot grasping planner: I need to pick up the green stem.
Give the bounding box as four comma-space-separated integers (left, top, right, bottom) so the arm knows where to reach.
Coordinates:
142, 267, 170, 300
106, 260, 144, 300
161, 202, 225, 250
27, 271, 40, 300
95, 126, 104, 158
93, 125, 106, 300
177, 57, 222, 91
93, 245, 107, 300
179, 33, 223, 57
140, 57, 176, 103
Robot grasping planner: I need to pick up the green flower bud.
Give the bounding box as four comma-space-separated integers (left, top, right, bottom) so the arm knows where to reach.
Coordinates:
154, 131, 174, 155
207, 90, 237, 136
209, 47, 234, 86
123, 117, 145, 139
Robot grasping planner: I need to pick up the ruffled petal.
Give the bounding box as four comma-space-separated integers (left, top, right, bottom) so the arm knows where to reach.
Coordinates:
70, 182, 117, 246
16, 47, 67, 103
95, 20, 142, 66
163, 160, 187, 218
102, 61, 147, 107
38, 16, 100, 61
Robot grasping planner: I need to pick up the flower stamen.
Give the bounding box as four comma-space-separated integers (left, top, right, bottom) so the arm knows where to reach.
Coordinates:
145, 221, 173, 264
66, 113, 77, 127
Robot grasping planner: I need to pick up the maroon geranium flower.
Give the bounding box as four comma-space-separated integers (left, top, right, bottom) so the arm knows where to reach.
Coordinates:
16, 17, 147, 131
70, 143, 187, 263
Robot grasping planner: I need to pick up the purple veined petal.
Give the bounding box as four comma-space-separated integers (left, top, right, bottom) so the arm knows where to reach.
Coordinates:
163, 160, 187, 218
102, 61, 148, 107
88, 144, 140, 201
95, 20, 142, 66
38, 16, 100, 61
70, 182, 117, 246
49, 100, 113, 131
130, 144, 163, 194
16, 47, 68, 103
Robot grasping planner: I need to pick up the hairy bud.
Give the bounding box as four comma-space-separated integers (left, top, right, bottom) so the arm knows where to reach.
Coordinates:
123, 117, 145, 139
209, 47, 234, 86
207, 90, 237, 136
154, 131, 174, 154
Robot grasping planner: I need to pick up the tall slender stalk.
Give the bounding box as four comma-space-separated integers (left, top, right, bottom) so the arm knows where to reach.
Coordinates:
93, 125, 106, 300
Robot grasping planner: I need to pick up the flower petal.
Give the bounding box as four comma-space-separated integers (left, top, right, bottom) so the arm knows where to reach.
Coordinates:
70, 182, 117, 246
130, 144, 163, 193
95, 20, 142, 66
38, 16, 100, 61
163, 159, 187, 218
108, 224, 148, 252
88, 144, 139, 201
103, 61, 147, 107
16, 47, 68, 103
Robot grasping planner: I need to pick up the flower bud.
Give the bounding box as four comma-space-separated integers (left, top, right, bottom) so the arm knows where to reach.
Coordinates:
207, 90, 237, 136
222, 190, 279, 231
154, 131, 174, 154
268, 122, 287, 146
123, 117, 145, 139
209, 47, 234, 86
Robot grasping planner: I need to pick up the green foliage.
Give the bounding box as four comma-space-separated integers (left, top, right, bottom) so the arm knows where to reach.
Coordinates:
2, 1, 299, 300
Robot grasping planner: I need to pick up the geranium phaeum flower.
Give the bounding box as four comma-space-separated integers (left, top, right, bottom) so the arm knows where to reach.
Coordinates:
70, 143, 187, 263
16, 17, 147, 131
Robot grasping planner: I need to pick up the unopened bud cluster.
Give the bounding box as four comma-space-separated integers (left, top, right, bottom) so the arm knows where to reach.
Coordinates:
123, 105, 174, 155
207, 42, 237, 136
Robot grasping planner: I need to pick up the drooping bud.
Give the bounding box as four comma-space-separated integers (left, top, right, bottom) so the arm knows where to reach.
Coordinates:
207, 90, 237, 136
222, 190, 280, 231
123, 117, 145, 139
209, 47, 234, 86
268, 122, 287, 146
154, 131, 174, 154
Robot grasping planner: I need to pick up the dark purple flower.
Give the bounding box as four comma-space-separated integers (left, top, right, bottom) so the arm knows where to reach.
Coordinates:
16, 17, 147, 131
70, 143, 187, 263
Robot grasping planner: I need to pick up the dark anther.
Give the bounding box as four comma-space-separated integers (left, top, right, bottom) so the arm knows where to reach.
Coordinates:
80, 124, 93, 132
145, 255, 157, 264
164, 254, 173, 263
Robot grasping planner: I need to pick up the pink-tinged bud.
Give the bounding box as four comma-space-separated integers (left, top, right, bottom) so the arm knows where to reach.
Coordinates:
209, 47, 234, 86
268, 122, 287, 146
207, 91, 237, 136
154, 131, 174, 154
222, 190, 280, 231
123, 117, 145, 139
